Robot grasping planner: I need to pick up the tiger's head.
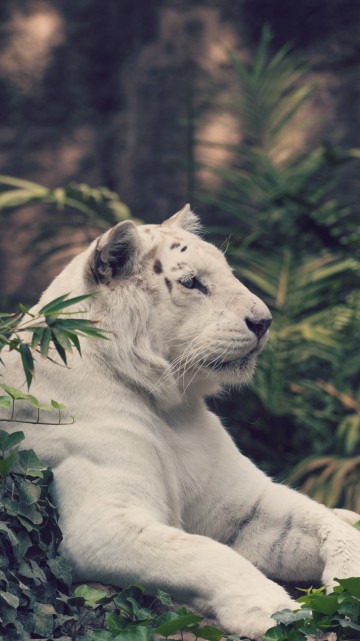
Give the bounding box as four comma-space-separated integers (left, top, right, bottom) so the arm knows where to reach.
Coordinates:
40, 206, 271, 407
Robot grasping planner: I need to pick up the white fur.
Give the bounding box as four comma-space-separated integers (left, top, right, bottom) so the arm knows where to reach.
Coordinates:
2, 212, 360, 639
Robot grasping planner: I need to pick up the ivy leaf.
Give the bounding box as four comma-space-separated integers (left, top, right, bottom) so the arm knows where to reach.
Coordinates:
190, 623, 224, 640
136, 607, 155, 622
12, 449, 47, 478
335, 577, 360, 598
105, 612, 127, 633
18, 501, 43, 525
26, 394, 53, 412
339, 619, 360, 631
0, 521, 19, 547
155, 589, 172, 606
18, 479, 42, 505
110, 627, 154, 641
0, 590, 20, 609
29, 559, 47, 583
51, 399, 66, 412
47, 556, 73, 587
308, 594, 339, 615
32, 602, 55, 637
74, 584, 110, 608
155, 610, 203, 635
0, 449, 19, 476
0, 384, 30, 401
262, 624, 288, 641
353, 521, 360, 532
271, 608, 312, 625
86, 632, 114, 641
0, 430, 25, 451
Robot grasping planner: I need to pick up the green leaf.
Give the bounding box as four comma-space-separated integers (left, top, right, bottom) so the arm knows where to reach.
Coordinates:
39, 326, 52, 358
335, 577, 360, 598
0, 522, 19, 547
67, 331, 82, 355
31, 326, 43, 350
0, 384, 30, 401
190, 624, 224, 641
74, 583, 110, 607
88, 630, 114, 641
51, 329, 68, 364
16, 514, 35, 532
272, 608, 312, 625
136, 607, 155, 622
18, 559, 38, 580
29, 559, 47, 583
155, 589, 172, 606
40, 293, 93, 315
86, 632, 114, 641
105, 612, 127, 633
25, 394, 53, 411
32, 602, 55, 637
112, 627, 154, 641
20, 343, 34, 388
51, 399, 66, 411
353, 521, 360, 532
0, 449, 19, 476
155, 611, 203, 635
337, 597, 360, 619
47, 556, 73, 586
18, 479, 41, 505
12, 449, 46, 478
0, 395, 11, 409
0, 590, 20, 609
339, 619, 360, 631
263, 624, 288, 641
0, 429, 24, 451
18, 502, 43, 525
308, 594, 339, 615
52, 328, 73, 352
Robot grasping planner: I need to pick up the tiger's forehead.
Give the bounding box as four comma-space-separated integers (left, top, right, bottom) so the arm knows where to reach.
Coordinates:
139, 223, 227, 267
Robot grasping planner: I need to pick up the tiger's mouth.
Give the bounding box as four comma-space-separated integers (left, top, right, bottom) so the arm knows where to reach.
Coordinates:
203, 349, 256, 371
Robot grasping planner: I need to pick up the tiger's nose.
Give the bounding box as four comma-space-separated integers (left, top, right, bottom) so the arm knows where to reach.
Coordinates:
245, 316, 272, 339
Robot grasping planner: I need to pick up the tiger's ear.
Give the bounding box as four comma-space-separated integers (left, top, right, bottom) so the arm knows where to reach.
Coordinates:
162, 204, 202, 234
90, 220, 140, 283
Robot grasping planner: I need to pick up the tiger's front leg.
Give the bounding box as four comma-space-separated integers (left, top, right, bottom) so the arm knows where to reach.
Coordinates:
229, 480, 360, 588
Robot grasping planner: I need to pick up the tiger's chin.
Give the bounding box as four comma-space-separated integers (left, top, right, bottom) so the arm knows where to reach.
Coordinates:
202, 351, 258, 389
216, 353, 257, 387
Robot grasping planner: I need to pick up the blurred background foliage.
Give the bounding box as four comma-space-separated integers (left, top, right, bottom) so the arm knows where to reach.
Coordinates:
0, 2, 359, 510
200, 28, 360, 510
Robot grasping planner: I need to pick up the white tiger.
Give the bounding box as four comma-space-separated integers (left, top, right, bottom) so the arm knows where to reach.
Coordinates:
2, 206, 360, 640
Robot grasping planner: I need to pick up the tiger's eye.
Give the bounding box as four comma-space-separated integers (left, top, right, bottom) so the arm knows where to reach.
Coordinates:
181, 277, 196, 289
179, 277, 208, 295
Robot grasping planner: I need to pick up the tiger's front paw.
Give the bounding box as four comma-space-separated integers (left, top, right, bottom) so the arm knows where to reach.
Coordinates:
216, 586, 297, 640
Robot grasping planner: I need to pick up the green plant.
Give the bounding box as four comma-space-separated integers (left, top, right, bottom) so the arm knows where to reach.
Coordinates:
265, 577, 360, 641
198, 27, 360, 503
0, 293, 106, 390
0, 176, 130, 228
0, 429, 74, 640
